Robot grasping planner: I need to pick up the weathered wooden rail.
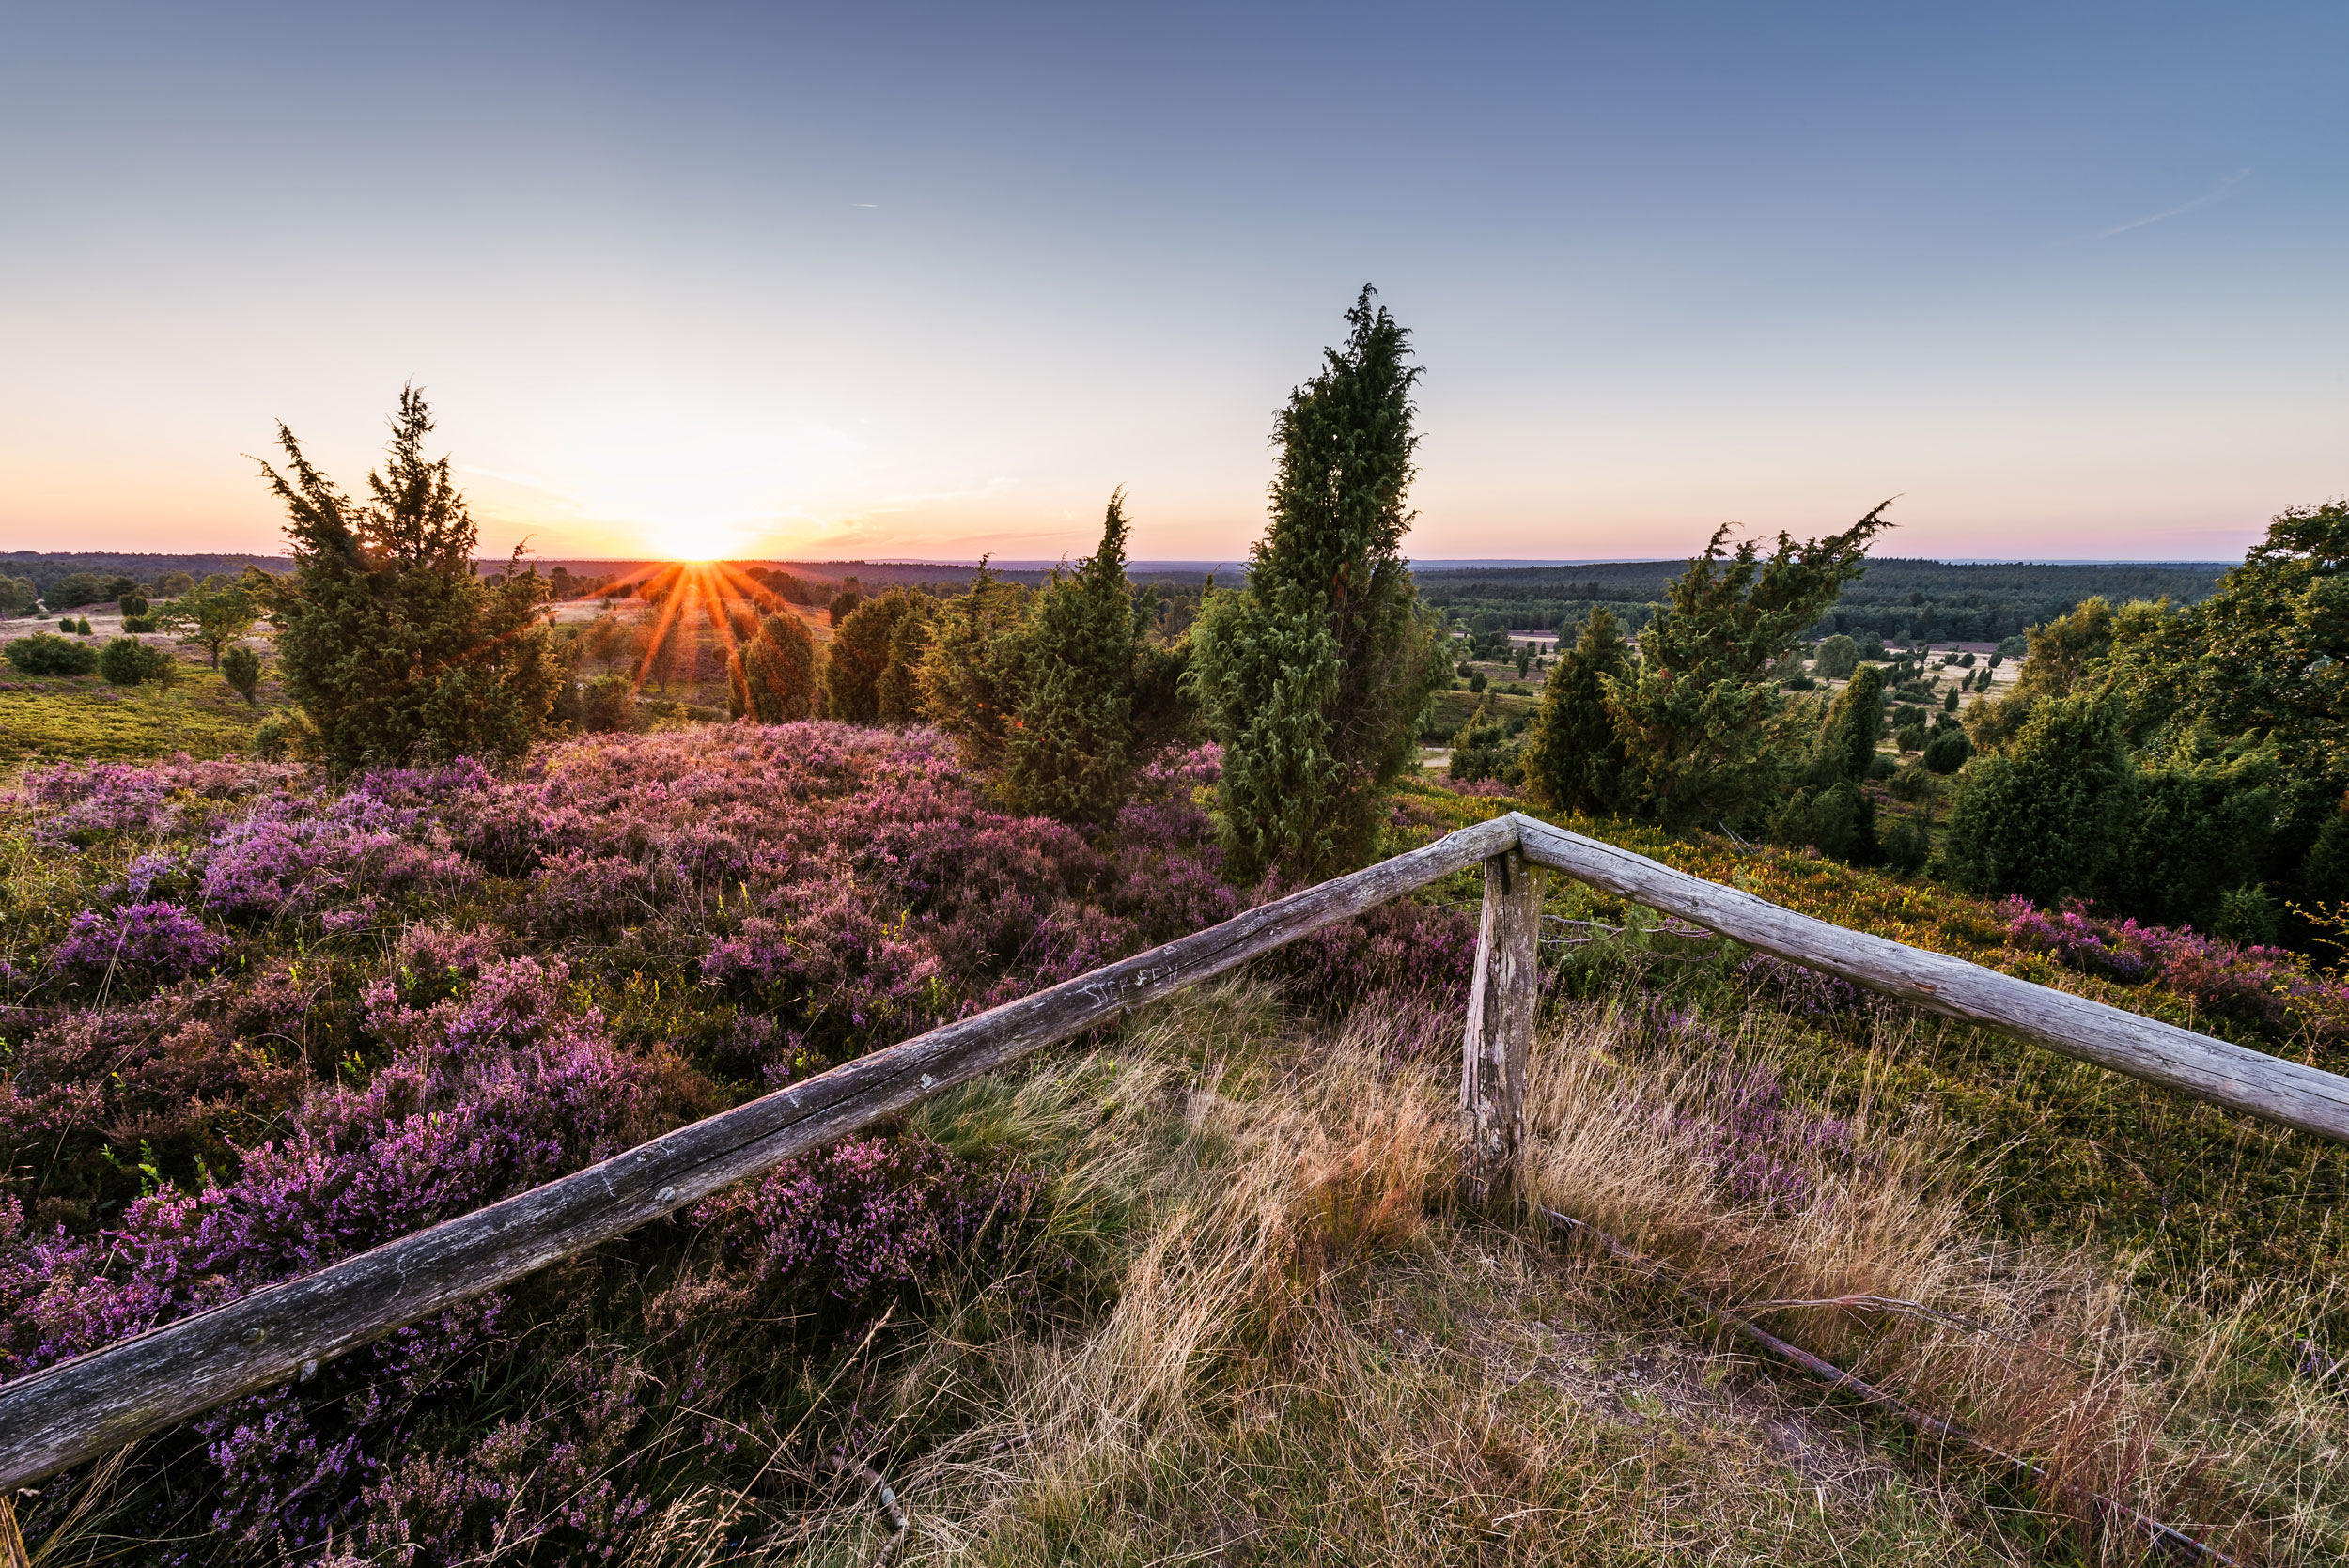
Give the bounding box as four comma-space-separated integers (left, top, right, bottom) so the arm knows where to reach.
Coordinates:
4, 809, 2345, 1494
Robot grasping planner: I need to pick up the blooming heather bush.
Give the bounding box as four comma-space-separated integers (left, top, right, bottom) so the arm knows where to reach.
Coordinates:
2001, 897, 2349, 1048
49, 900, 225, 986
0, 724, 1484, 1559
690, 1134, 1050, 1326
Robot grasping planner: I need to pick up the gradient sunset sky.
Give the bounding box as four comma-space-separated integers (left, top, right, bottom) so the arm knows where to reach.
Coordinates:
3, 2, 2342, 565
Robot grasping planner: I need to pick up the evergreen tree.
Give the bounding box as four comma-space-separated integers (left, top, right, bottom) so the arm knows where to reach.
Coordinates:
252, 387, 560, 769
1602, 505, 1893, 832
1001, 489, 1143, 821
875, 604, 931, 722
1808, 664, 1884, 787
918, 563, 1032, 769
1187, 287, 1447, 882
1943, 693, 2137, 906
1518, 606, 1631, 815
731, 611, 821, 722
823, 591, 926, 722
220, 644, 263, 706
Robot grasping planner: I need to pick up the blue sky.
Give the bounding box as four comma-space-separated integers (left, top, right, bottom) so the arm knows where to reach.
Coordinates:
2, 2, 2341, 563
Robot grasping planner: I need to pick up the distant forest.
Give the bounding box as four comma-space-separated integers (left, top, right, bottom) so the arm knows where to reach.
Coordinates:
1413, 557, 2232, 644
7, 550, 2229, 645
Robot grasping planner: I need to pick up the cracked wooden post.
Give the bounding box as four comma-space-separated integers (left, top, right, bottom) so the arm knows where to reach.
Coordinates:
1461, 846, 1544, 1203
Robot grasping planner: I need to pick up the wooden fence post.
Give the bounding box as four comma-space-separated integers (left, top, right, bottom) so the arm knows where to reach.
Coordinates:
1462, 847, 1544, 1203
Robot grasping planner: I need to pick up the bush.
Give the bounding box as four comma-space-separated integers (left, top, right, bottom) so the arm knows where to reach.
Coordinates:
579, 673, 638, 733
253, 388, 561, 770
1887, 761, 1934, 801
253, 714, 296, 761
732, 610, 821, 722
823, 591, 928, 722
1767, 778, 1876, 863
2215, 883, 2280, 946
1865, 753, 1896, 780
57, 617, 75, 634
6, 632, 100, 676
1922, 729, 1970, 774
1812, 633, 1859, 679
220, 644, 263, 705
99, 636, 176, 686
1895, 722, 1924, 753
1879, 814, 1929, 874
1943, 693, 2135, 906
118, 592, 149, 619
1466, 670, 1486, 692
75, 617, 93, 636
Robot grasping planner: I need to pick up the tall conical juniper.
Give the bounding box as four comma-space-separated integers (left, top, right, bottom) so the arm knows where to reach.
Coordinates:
1188, 287, 1446, 882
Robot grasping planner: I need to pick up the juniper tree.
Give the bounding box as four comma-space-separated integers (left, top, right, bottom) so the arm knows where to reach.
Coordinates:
918, 562, 1032, 769
731, 611, 821, 722
1943, 692, 2137, 906
1808, 664, 1885, 788
1187, 287, 1446, 882
220, 644, 263, 706
1517, 606, 1631, 816
252, 386, 560, 769
1601, 504, 1893, 832
997, 490, 1143, 821
823, 591, 927, 722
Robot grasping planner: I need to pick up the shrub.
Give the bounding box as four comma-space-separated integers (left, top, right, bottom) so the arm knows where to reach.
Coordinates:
220, 644, 263, 705
1879, 814, 1929, 873
823, 591, 927, 722
6, 632, 100, 675
75, 617, 93, 636
1184, 287, 1447, 884
50, 900, 226, 985
98, 636, 176, 686
1767, 778, 1875, 863
732, 609, 821, 722
1602, 503, 1892, 831
1894, 722, 1924, 753
1922, 729, 1970, 774
1466, 670, 1487, 692
1519, 606, 1631, 815
579, 672, 638, 733
1943, 694, 2135, 906
1807, 664, 1883, 787
1001, 491, 1144, 822
118, 591, 149, 619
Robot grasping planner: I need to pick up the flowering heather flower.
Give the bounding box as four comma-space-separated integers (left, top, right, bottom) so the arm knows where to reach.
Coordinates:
50, 900, 225, 986
2001, 897, 2349, 1048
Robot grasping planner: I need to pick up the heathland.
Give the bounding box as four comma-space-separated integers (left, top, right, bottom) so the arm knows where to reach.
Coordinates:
3, 294, 2344, 1565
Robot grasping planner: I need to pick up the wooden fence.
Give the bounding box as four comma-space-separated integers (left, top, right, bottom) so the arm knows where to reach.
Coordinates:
3, 809, 2344, 1494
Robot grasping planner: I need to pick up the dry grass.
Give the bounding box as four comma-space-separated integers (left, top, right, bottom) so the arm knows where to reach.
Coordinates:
39, 981, 2343, 1565
646, 983, 2346, 1568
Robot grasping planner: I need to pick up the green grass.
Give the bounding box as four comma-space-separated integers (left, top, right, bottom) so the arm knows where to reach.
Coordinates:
0, 664, 270, 769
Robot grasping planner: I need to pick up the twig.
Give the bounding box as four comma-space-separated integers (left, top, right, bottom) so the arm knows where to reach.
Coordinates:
1533, 1204, 2239, 1567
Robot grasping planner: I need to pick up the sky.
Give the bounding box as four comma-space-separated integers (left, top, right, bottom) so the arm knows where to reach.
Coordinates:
2, 2, 2342, 566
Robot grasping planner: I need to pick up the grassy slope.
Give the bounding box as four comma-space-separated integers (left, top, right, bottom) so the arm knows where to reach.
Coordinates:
0, 664, 270, 769
598, 983, 2341, 1564
1392, 778, 2349, 1324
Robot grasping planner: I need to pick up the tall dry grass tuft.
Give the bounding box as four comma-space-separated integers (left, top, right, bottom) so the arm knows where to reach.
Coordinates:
1518, 996, 2349, 1564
